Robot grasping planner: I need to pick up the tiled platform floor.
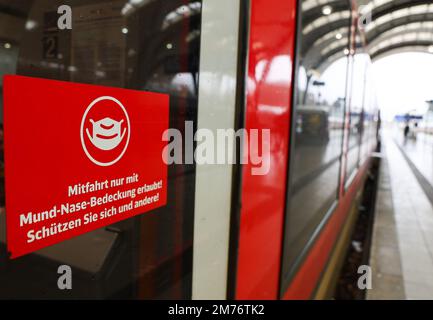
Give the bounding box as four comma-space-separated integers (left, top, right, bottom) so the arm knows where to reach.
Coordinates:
368, 133, 433, 300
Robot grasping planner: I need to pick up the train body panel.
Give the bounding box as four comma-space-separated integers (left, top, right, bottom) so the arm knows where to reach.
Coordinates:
234, 0, 297, 300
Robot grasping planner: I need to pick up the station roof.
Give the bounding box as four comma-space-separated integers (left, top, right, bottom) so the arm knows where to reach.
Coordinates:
1, 0, 432, 72
302, 0, 433, 71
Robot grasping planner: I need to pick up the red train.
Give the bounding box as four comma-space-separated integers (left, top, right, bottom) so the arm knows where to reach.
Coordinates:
0, 0, 379, 299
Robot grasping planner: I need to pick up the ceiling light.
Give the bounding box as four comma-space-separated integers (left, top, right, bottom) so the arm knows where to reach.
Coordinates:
336, 33, 343, 40
25, 20, 38, 30
322, 5, 332, 15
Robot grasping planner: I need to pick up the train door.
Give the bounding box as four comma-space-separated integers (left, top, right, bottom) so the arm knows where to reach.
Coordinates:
0, 0, 242, 299
231, 0, 297, 300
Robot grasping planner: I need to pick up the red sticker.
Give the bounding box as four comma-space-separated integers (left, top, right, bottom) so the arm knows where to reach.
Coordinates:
3, 75, 168, 258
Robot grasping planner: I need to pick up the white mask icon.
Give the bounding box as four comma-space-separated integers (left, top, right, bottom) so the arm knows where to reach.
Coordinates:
86, 117, 126, 151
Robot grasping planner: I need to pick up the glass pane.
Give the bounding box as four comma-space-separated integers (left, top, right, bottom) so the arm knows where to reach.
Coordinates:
0, 0, 202, 299
360, 57, 374, 163
281, 0, 351, 287
346, 48, 368, 180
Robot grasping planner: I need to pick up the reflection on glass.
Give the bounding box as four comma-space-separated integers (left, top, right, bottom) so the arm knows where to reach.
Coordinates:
346, 49, 368, 180
0, 0, 201, 299
282, 0, 351, 287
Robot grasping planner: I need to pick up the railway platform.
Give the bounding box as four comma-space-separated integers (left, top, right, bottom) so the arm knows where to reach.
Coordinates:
368, 132, 433, 300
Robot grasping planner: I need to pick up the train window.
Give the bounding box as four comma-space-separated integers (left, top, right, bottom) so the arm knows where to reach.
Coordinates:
281, 0, 352, 290
346, 48, 368, 183
360, 58, 374, 163
0, 0, 202, 299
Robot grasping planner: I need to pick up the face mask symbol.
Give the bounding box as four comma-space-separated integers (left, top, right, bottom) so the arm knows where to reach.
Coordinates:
86, 117, 126, 151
